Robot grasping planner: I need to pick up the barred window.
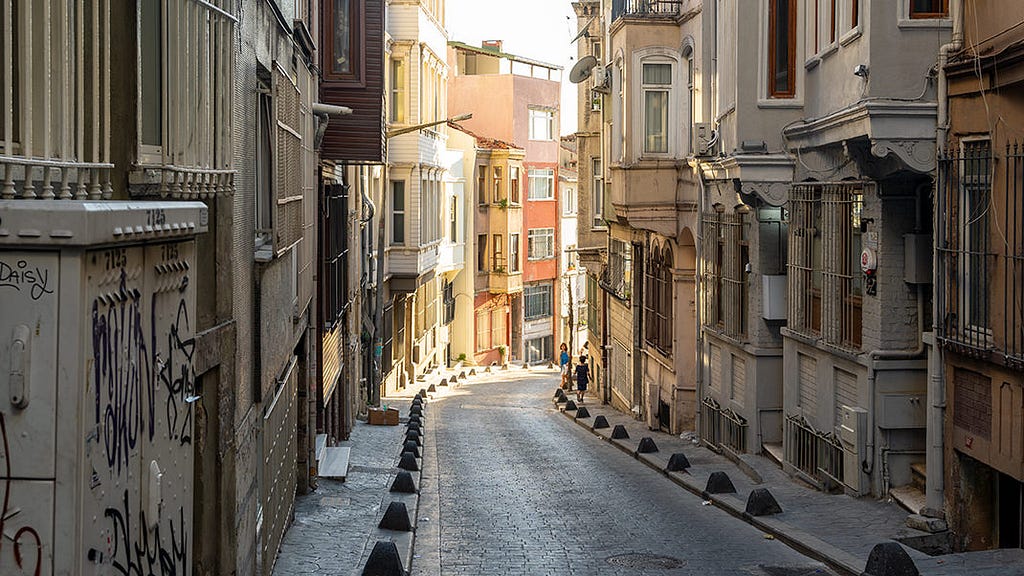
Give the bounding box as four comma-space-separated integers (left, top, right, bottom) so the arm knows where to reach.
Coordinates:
608, 239, 632, 299
702, 209, 748, 339
787, 182, 864, 350
524, 284, 553, 320
644, 242, 673, 354
587, 273, 599, 332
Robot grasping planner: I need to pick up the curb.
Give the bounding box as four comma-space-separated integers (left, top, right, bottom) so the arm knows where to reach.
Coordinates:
556, 403, 863, 576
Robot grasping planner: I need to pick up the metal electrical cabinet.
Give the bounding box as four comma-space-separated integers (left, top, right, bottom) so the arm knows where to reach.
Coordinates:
0, 201, 207, 576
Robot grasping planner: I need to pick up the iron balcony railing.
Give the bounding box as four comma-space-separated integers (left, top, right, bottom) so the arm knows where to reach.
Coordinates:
785, 414, 844, 487
612, 0, 683, 21
700, 397, 748, 454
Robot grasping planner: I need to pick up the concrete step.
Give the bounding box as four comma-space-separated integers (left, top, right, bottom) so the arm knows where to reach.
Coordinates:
911, 462, 927, 492
891, 484, 927, 515
315, 434, 327, 464
762, 442, 784, 468
319, 446, 352, 480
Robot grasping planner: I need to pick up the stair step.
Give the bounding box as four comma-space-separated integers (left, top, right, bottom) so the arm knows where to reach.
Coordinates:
911, 462, 927, 492
891, 484, 927, 515
319, 447, 352, 480
762, 442, 784, 467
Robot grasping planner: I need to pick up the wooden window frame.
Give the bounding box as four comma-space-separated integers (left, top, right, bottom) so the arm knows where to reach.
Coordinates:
909, 0, 948, 19
325, 0, 365, 85
768, 0, 797, 98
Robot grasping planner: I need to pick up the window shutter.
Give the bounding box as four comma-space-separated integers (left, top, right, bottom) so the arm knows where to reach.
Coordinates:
274, 63, 304, 254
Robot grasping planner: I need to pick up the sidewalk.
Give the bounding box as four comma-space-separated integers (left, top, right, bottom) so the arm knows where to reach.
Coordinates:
555, 395, 1024, 576
272, 365, 471, 576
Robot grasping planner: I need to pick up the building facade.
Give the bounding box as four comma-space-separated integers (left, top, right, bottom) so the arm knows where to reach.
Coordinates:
938, 0, 1024, 550
560, 136, 588, 357
449, 40, 563, 365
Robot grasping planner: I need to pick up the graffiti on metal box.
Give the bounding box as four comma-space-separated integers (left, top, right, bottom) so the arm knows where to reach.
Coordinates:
0, 258, 54, 301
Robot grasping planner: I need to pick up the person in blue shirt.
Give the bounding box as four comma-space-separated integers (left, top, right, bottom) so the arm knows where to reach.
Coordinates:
559, 342, 571, 390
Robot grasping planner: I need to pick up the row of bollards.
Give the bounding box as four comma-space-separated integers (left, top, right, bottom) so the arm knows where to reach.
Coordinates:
364, 392, 427, 576
551, 385, 920, 576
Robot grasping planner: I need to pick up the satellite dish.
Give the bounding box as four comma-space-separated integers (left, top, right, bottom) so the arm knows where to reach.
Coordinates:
569, 55, 598, 84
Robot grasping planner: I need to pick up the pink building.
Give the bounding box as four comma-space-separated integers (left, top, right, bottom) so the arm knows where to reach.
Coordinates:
449, 40, 563, 364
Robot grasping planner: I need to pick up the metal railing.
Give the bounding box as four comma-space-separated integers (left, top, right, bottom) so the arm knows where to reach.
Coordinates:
784, 414, 844, 485
612, 0, 682, 20
700, 397, 748, 453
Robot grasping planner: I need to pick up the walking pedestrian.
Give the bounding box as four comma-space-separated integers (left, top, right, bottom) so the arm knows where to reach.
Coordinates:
574, 355, 590, 403
559, 343, 572, 390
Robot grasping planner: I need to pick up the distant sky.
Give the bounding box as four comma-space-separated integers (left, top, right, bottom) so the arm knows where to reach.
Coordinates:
447, 0, 579, 135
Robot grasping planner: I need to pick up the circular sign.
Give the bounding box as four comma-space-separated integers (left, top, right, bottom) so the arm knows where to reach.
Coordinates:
860, 248, 878, 273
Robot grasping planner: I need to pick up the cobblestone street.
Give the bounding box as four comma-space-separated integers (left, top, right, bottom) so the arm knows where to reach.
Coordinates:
413, 369, 834, 576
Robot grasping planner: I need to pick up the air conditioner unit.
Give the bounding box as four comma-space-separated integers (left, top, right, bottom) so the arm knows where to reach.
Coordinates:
839, 405, 868, 494
591, 65, 609, 91
694, 122, 714, 156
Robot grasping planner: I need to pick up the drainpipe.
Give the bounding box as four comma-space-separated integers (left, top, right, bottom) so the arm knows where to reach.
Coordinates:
925, 0, 963, 518
694, 164, 708, 437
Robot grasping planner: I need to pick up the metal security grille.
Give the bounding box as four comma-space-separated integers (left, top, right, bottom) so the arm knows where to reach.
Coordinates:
701, 211, 723, 327
788, 182, 866, 350
275, 63, 303, 252
834, 368, 858, 426
262, 357, 298, 576
937, 140, 1024, 366
785, 415, 843, 486
798, 353, 817, 414
524, 284, 553, 320
700, 397, 748, 453
721, 212, 748, 339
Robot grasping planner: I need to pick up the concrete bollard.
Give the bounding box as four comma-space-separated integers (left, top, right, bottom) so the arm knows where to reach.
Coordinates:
469, 369, 476, 376
666, 453, 691, 472
427, 384, 437, 393
459, 371, 467, 380
485, 365, 492, 373
390, 470, 418, 494
592, 415, 610, 429
398, 452, 419, 471
547, 361, 555, 369
563, 400, 578, 411
438, 378, 448, 387
704, 471, 736, 495
419, 388, 427, 397
575, 407, 591, 419
378, 501, 413, 532
745, 488, 782, 516
636, 437, 659, 454
362, 541, 406, 576
406, 422, 421, 434
554, 388, 567, 400
403, 440, 420, 458
611, 425, 630, 440
409, 407, 422, 419
405, 429, 422, 446
861, 542, 920, 576
555, 395, 567, 404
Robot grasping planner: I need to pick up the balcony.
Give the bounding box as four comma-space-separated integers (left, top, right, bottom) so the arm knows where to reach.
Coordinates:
437, 241, 466, 273
611, 0, 682, 21
488, 270, 523, 295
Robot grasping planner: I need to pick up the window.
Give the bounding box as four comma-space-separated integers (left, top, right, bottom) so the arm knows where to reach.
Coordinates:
321, 183, 350, 327
787, 182, 864, 350
524, 284, 553, 320
703, 210, 749, 339
910, 0, 948, 18
959, 140, 992, 332
564, 186, 576, 215
510, 167, 521, 203
528, 168, 554, 200
391, 181, 406, 244
493, 165, 503, 202
328, 0, 360, 79
645, 242, 673, 354
443, 280, 455, 325
492, 234, 504, 271
450, 195, 458, 242
477, 234, 487, 272
525, 336, 554, 364
390, 57, 406, 123
642, 63, 671, 154
768, 0, 796, 98
528, 228, 555, 260
851, 0, 859, 30
491, 309, 507, 348
478, 166, 487, 205
509, 233, 521, 273
529, 108, 554, 140
256, 91, 273, 246
476, 309, 490, 350
592, 158, 605, 228
587, 274, 599, 332
607, 239, 632, 299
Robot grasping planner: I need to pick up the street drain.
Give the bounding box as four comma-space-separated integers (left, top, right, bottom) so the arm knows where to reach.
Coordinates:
605, 553, 684, 570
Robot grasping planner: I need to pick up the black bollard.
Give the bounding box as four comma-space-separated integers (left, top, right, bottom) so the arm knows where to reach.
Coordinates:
362, 541, 405, 576
390, 470, 417, 493
610, 425, 629, 440
636, 437, 659, 454
704, 471, 736, 495
666, 453, 691, 472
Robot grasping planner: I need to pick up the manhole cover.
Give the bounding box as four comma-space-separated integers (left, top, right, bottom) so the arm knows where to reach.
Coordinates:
606, 553, 685, 570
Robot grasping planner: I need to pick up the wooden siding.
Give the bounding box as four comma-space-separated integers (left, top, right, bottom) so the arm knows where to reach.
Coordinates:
320, 0, 385, 162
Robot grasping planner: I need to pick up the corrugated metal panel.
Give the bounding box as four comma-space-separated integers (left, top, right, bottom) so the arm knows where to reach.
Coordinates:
799, 353, 817, 414
710, 344, 722, 392
262, 357, 298, 576
834, 368, 858, 425
731, 354, 746, 404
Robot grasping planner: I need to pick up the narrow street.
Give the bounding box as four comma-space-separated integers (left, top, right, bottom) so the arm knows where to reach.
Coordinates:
414, 370, 834, 576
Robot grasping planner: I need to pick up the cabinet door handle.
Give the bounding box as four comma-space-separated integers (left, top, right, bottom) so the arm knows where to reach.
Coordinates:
9, 324, 30, 409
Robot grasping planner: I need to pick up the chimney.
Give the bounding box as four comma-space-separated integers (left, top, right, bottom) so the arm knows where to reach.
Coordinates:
482, 40, 503, 52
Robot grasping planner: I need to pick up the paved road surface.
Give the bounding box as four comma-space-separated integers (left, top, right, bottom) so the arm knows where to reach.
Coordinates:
414, 369, 835, 576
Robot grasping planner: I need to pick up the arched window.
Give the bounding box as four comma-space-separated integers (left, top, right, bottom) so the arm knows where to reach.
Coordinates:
644, 241, 673, 354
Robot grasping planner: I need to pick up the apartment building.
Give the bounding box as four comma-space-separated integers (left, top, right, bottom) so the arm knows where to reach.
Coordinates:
560, 136, 588, 356
383, 0, 463, 389
448, 40, 563, 365
937, 0, 1024, 550
572, 1, 609, 401
0, 1, 320, 574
